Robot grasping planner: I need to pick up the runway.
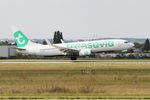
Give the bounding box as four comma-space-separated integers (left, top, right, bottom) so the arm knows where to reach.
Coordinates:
0, 61, 150, 64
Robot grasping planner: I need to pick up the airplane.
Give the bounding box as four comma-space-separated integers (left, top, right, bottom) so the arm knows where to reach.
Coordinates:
12, 28, 134, 60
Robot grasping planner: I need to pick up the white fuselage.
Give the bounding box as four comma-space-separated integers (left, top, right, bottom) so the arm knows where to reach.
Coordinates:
17, 39, 134, 56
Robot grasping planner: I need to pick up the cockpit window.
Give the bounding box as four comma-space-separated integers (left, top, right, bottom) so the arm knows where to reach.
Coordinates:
124, 41, 128, 43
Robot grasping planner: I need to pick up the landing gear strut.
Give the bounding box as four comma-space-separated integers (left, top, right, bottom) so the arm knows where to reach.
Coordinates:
70, 56, 77, 60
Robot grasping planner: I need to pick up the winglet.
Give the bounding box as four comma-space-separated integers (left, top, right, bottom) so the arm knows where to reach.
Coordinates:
61, 39, 64, 43
45, 39, 51, 45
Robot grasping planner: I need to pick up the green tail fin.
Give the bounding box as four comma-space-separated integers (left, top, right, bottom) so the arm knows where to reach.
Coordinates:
14, 30, 29, 48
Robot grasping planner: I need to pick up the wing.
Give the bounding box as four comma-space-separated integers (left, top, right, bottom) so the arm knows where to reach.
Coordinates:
49, 43, 79, 55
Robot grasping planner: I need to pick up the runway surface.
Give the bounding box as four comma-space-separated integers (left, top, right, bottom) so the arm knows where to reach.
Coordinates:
0, 61, 150, 64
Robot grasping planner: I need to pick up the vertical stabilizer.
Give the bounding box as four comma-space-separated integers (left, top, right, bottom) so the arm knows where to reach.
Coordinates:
12, 26, 35, 48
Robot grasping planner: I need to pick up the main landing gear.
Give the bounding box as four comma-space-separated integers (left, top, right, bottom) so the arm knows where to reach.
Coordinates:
70, 56, 77, 60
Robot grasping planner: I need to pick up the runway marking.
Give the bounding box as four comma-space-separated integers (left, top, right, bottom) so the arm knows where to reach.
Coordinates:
0, 61, 150, 64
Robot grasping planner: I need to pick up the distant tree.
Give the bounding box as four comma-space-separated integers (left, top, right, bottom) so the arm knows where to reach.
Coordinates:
53, 31, 56, 43
53, 31, 59, 43
56, 31, 61, 43
0, 41, 9, 45
143, 39, 150, 52
134, 42, 144, 50
60, 32, 64, 40
53, 31, 64, 44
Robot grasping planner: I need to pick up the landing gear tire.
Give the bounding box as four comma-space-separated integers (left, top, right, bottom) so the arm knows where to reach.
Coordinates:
70, 56, 77, 60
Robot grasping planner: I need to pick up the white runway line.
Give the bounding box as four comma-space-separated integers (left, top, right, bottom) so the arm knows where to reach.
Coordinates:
0, 61, 150, 64
0, 61, 72, 64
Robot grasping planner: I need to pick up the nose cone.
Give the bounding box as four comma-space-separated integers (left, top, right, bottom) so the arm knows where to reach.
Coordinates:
130, 43, 135, 48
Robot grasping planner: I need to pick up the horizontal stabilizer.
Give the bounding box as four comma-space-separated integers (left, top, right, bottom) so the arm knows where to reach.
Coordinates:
10, 46, 26, 51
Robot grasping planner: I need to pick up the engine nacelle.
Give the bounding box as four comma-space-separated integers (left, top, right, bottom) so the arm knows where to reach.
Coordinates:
79, 49, 91, 56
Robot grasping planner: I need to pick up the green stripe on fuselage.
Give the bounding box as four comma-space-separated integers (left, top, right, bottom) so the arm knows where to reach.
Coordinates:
66, 41, 115, 50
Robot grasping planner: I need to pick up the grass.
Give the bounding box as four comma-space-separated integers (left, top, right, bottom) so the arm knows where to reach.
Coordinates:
0, 63, 150, 98
1, 96, 150, 99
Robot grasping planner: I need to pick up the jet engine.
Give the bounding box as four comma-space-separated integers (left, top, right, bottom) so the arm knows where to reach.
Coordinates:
79, 49, 91, 56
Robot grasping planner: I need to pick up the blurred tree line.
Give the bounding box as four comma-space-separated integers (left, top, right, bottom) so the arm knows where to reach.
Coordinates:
134, 38, 150, 52
53, 31, 64, 44
0, 41, 10, 45
134, 42, 144, 50
143, 39, 150, 52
